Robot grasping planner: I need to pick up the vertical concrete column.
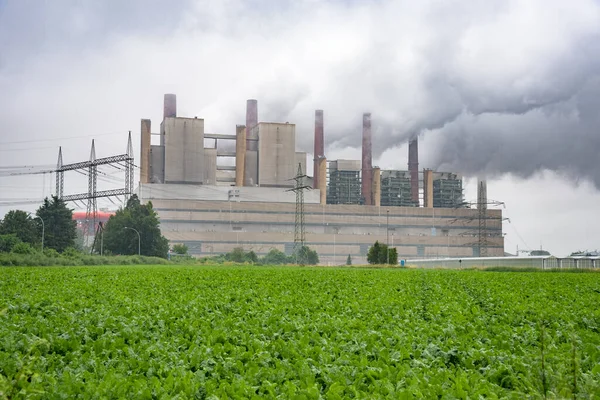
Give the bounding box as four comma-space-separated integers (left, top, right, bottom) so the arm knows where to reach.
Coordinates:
408, 137, 419, 205
236, 125, 246, 186
318, 157, 327, 205
423, 169, 433, 208
164, 94, 177, 119
361, 113, 373, 205
245, 99, 258, 186
372, 167, 381, 207
140, 119, 151, 184
313, 110, 324, 189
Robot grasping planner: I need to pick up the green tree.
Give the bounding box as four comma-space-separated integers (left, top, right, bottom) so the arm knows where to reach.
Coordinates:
227, 247, 246, 263
388, 247, 398, 265
11, 242, 36, 254
0, 210, 40, 247
246, 250, 258, 263
172, 243, 189, 255
262, 249, 290, 265
367, 241, 384, 264
0, 234, 22, 253
346, 254, 352, 265
36, 196, 76, 253
367, 241, 396, 265
295, 245, 319, 265
102, 195, 169, 258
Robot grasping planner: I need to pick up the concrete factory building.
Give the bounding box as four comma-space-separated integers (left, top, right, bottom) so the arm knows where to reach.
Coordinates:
138, 95, 504, 264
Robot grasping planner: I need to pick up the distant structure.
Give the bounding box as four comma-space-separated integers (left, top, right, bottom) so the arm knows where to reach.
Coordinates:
327, 160, 362, 205
137, 95, 504, 264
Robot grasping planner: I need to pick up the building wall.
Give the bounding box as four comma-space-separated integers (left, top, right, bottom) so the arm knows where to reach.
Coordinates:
162, 117, 205, 184
140, 186, 504, 264
149, 145, 165, 183
433, 172, 463, 208
380, 170, 414, 207
204, 148, 217, 185
295, 152, 307, 176
257, 123, 296, 187
327, 159, 362, 205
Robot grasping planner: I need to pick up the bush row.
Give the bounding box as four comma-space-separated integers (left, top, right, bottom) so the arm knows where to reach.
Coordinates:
0, 253, 169, 267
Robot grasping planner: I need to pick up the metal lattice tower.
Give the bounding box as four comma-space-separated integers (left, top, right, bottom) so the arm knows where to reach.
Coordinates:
56, 147, 64, 198
84, 140, 98, 247
448, 179, 505, 257
287, 163, 311, 252
55, 134, 135, 252
125, 131, 134, 205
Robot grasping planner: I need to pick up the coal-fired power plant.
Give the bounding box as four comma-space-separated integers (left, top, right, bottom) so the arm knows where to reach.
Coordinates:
137, 94, 503, 264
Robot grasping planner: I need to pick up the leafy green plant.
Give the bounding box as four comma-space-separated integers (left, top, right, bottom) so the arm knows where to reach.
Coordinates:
172, 243, 188, 255
1, 267, 599, 398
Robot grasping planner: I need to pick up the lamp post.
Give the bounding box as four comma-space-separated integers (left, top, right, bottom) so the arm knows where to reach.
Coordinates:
124, 227, 141, 255
386, 210, 389, 264
33, 216, 44, 253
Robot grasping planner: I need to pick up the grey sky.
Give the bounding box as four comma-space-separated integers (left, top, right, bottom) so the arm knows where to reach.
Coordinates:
1, 0, 599, 256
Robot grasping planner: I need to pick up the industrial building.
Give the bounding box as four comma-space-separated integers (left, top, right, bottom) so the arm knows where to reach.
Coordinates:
138, 94, 504, 264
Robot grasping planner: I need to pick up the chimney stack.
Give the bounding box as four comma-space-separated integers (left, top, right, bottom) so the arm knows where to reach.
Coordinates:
361, 113, 373, 205
313, 110, 324, 189
408, 137, 419, 205
477, 180, 488, 211
163, 94, 177, 119
245, 99, 258, 150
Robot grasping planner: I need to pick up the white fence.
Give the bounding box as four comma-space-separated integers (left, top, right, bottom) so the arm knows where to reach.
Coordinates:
404, 256, 600, 270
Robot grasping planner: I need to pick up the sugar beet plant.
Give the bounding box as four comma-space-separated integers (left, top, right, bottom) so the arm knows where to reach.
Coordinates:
1, 266, 599, 398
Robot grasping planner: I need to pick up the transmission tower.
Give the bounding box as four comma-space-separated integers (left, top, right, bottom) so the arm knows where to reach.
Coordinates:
85, 140, 98, 247
55, 132, 135, 252
449, 179, 505, 257
287, 163, 311, 252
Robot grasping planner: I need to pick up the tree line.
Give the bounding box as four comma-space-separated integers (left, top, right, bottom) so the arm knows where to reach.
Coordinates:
0, 195, 169, 257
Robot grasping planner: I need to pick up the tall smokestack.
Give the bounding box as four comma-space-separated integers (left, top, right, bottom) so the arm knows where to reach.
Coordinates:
313, 110, 324, 189
163, 94, 177, 119
477, 180, 488, 210
408, 137, 419, 205
245, 99, 258, 150
361, 113, 373, 205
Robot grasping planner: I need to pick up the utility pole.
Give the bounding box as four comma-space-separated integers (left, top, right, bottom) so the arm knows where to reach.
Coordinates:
124, 227, 141, 255
287, 163, 311, 256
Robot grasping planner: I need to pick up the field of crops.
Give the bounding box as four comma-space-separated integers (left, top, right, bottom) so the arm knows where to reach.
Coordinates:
1, 266, 599, 398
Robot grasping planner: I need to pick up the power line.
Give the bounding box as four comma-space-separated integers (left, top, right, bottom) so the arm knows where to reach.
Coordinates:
0, 131, 126, 146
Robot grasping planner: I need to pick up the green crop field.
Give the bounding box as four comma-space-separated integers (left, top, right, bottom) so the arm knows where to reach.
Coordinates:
1, 266, 599, 399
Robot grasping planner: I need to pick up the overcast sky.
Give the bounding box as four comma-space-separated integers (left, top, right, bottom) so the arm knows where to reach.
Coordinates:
1, 0, 599, 256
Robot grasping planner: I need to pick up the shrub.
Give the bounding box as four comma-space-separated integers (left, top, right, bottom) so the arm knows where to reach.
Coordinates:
0, 234, 22, 253
11, 242, 36, 255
